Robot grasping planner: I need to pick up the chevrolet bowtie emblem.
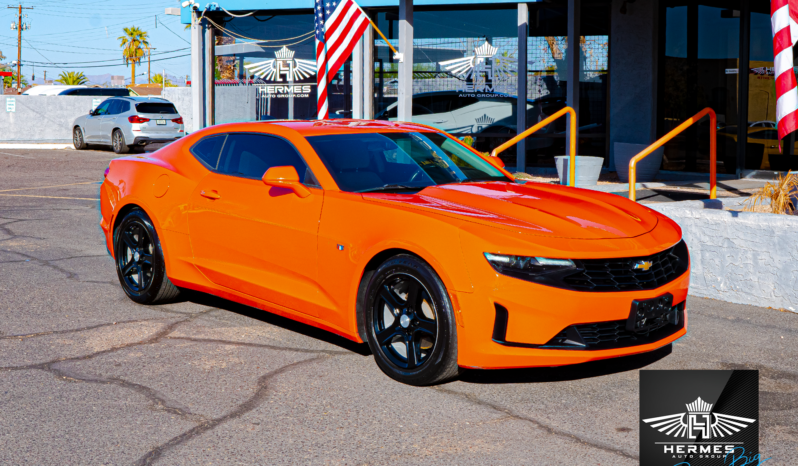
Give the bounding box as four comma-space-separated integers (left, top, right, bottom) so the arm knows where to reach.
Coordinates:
634, 260, 653, 271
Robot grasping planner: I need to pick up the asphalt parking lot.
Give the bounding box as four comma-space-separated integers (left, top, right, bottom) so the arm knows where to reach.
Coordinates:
1, 148, 796, 465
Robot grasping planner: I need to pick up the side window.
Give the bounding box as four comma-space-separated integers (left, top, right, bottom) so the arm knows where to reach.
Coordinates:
190, 135, 227, 170
107, 101, 121, 115
449, 96, 479, 112
94, 101, 111, 115
217, 133, 313, 184
116, 101, 130, 114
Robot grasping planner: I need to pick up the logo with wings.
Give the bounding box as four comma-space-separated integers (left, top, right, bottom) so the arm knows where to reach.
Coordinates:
643, 397, 756, 439
244, 46, 317, 82
439, 40, 516, 82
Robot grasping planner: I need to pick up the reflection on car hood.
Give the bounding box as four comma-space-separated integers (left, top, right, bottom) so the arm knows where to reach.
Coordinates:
363, 181, 658, 239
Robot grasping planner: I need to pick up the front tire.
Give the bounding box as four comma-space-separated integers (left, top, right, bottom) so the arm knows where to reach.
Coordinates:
364, 254, 460, 386
112, 129, 129, 154
73, 127, 87, 150
114, 208, 180, 304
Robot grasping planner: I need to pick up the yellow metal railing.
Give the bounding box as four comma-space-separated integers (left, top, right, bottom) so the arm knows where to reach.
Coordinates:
490, 106, 578, 187
629, 108, 717, 201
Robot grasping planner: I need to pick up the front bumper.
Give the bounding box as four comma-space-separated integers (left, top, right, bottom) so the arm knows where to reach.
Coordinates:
454, 269, 690, 369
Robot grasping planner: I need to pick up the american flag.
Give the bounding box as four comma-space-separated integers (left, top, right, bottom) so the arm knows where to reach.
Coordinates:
771, 0, 798, 141
315, 0, 370, 119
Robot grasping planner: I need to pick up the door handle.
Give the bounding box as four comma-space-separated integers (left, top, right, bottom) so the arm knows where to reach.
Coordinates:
200, 190, 221, 200
433, 120, 448, 124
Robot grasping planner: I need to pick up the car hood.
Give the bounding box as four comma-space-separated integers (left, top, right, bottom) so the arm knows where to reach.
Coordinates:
363, 181, 659, 240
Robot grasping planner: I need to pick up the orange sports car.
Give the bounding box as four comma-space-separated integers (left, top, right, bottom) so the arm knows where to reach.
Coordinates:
100, 120, 689, 385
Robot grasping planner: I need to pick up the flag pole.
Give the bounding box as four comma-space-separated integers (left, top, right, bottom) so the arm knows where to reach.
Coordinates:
369, 20, 398, 56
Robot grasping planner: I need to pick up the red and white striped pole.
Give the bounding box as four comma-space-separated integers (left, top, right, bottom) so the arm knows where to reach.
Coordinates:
771, 0, 798, 142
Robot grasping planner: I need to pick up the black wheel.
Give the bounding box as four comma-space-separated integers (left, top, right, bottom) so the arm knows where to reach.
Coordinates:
73, 127, 87, 150
114, 208, 180, 304
112, 129, 129, 154
364, 254, 460, 386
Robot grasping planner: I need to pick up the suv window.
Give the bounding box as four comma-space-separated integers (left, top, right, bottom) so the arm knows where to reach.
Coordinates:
116, 100, 130, 114
217, 133, 314, 184
107, 100, 122, 115
93, 101, 111, 116
190, 135, 227, 170
136, 103, 178, 114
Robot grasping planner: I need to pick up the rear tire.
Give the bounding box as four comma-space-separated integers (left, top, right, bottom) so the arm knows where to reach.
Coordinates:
112, 129, 129, 154
114, 208, 180, 304
364, 254, 460, 386
73, 127, 87, 150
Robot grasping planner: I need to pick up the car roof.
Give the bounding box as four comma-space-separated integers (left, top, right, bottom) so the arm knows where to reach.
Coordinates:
111, 96, 172, 103
262, 119, 440, 136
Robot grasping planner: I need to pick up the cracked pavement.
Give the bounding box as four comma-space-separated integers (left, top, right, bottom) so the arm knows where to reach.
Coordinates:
0, 149, 796, 465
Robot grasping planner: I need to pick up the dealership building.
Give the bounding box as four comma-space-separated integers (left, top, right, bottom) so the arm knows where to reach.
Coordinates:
182, 0, 783, 177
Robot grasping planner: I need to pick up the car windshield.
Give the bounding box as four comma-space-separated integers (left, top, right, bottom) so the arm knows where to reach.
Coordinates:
307, 132, 509, 193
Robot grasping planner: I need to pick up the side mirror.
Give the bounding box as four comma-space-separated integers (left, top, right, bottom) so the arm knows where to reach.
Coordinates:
262, 166, 312, 198
486, 155, 506, 169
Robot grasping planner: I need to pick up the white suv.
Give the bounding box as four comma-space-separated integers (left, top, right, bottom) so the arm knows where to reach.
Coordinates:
72, 97, 184, 153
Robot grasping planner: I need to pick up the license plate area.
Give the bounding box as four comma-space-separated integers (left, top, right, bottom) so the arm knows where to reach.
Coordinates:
156, 119, 167, 125
626, 293, 676, 333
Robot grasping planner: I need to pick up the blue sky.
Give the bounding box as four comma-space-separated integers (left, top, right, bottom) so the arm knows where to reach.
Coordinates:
0, 0, 191, 84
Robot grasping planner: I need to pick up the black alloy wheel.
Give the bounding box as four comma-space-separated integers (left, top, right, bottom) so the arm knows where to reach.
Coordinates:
73, 127, 87, 150
365, 254, 459, 385
112, 129, 129, 154
114, 209, 180, 304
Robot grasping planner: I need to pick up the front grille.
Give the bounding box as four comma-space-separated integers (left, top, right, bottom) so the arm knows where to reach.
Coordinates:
562, 241, 689, 292
542, 302, 685, 350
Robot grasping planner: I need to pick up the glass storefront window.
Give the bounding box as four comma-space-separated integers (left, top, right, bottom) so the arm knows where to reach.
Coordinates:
209, 11, 351, 122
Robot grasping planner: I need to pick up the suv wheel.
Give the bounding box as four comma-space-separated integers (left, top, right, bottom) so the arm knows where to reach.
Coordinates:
73, 127, 87, 150
112, 129, 129, 154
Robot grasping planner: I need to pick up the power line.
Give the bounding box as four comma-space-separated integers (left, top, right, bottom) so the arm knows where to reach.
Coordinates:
21, 53, 191, 69
156, 16, 190, 45
20, 47, 188, 65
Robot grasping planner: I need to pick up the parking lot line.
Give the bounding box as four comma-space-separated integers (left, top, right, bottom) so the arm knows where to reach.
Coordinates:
0, 181, 100, 193
0, 152, 32, 158
0, 194, 98, 201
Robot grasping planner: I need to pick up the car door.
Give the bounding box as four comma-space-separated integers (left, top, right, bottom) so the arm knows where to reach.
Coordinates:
187, 132, 332, 317
83, 100, 111, 143
100, 100, 123, 142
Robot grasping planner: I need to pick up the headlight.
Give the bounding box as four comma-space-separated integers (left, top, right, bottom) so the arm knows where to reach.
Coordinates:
484, 252, 578, 281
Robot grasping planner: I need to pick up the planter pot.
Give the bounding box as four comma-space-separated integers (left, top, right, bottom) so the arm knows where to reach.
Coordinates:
554, 156, 604, 187
614, 142, 663, 183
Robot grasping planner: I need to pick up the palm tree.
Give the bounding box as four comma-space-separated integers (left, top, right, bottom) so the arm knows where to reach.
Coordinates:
55, 71, 88, 85
149, 73, 175, 87
118, 26, 149, 86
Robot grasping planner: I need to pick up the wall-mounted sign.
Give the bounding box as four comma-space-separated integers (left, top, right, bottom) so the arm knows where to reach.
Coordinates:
92, 98, 102, 110
439, 41, 516, 95
245, 46, 317, 82
6, 97, 15, 112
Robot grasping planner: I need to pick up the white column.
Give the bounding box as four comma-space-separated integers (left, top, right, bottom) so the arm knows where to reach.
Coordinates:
398, 0, 413, 122
567, 0, 581, 156
353, 36, 364, 119
363, 25, 374, 119
204, 25, 215, 127
191, 11, 206, 131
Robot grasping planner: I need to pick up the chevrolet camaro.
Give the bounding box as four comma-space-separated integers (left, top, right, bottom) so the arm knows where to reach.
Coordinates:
100, 120, 689, 386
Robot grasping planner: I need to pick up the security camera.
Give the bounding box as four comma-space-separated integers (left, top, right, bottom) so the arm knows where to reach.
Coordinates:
181, 0, 190, 7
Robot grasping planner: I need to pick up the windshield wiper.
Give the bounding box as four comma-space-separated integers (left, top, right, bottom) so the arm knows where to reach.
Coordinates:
359, 184, 429, 193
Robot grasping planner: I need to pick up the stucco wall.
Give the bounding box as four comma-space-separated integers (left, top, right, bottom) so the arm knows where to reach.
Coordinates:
609, 0, 659, 169
0, 96, 99, 143
649, 198, 798, 312
163, 86, 258, 134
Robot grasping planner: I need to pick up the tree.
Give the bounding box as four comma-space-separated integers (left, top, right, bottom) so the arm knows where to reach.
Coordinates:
149, 73, 176, 87
1, 65, 27, 89
55, 71, 88, 85
118, 26, 149, 86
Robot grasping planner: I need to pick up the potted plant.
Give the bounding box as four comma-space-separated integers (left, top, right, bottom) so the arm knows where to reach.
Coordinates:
554, 155, 604, 186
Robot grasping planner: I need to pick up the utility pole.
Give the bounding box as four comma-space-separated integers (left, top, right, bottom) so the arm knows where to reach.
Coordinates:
147, 47, 155, 84
8, 4, 33, 93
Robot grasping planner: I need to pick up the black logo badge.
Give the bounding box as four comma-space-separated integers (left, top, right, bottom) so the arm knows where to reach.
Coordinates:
640, 370, 759, 465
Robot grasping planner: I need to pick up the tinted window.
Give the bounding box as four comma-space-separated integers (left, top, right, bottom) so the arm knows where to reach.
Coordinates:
107, 100, 122, 115
190, 135, 227, 170
217, 134, 311, 183
136, 103, 178, 114
93, 101, 111, 115
307, 132, 507, 192
449, 96, 480, 111
116, 100, 130, 113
